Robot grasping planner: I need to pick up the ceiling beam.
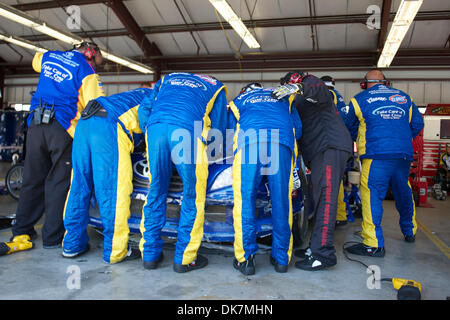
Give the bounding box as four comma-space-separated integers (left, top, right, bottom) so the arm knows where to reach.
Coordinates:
12, 0, 109, 11
106, 0, 161, 57
378, 0, 392, 50
8, 10, 450, 45
154, 49, 450, 71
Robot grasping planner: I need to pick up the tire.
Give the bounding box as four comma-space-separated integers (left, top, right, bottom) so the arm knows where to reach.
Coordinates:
5, 163, 24, 200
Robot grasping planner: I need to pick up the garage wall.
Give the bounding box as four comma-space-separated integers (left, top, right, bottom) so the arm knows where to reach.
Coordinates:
3, 69, 450, 107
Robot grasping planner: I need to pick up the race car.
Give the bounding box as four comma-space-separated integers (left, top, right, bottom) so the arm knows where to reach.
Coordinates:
88, 148, 312, 245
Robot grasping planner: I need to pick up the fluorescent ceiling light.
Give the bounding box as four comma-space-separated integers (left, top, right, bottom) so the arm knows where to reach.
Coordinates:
34, 24, 81, 45
208, 0, 260, 49
0, 2, 153, 74
100, 50, 153, 74
0, 3, 81, 45
0, 31, 47, 53
377, 0, 423, 68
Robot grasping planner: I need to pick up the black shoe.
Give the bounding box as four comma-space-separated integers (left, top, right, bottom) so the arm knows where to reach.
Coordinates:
335, 220, 347, 227
294, 247, 312, 259
233, 255, 255, 275
143, 252, 164, 270
173, 254, 208, 273
43, 243, 62, 249
119, 247, 141, 263
295, 255, 336, 271
62, 243, 90, 259
404, 235, 415, 243
344, 242, 385, 257
270, 256, 288, 273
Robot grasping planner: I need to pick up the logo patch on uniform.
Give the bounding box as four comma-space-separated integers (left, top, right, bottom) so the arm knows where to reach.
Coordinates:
168, 76, 207, 91
194, 74, 217, 85
366, 97, 387, 104
389, 94, 407, 104
372, 106, 406, 120
42, 62, 73, 83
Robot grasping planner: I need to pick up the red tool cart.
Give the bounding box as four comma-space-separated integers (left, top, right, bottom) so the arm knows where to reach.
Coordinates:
410, 104, 450, 207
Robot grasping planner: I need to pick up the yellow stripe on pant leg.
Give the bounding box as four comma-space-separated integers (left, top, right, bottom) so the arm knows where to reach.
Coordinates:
139, 133, 151, 255
287, 153, 295, 263
232, 149, 245, 263
360, 159, 378, 247
181, 138, 209, 265
337, 182, 347, 221
408, 180, 418, 236
109, 125, 133, 264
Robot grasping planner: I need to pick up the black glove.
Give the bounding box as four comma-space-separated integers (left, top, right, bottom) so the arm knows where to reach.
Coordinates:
271, 83, 303, 100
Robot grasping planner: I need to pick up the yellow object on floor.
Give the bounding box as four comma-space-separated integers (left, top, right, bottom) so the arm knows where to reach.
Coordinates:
0, 234, 34, 256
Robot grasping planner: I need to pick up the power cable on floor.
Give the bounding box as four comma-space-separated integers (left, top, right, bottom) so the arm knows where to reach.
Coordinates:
342, 241, 422, 300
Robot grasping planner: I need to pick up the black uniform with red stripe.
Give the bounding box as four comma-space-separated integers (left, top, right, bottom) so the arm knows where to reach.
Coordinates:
294, 75, 352, 265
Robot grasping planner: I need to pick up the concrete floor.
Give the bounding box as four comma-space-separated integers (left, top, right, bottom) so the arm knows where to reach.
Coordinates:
0, 162, 449, 300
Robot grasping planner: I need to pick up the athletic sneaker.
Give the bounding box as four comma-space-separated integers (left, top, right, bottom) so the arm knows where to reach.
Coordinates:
295, 255, 336, 271
233, 255, 255, 275
143, 252, 164, 270
294, 247, 312, 259
117, 247, 141, 263
173, 254, 208, 273
43, 242, 62, 249
62, 243, 90, 259
270, 256, 288, 273
344, 242, 385, 257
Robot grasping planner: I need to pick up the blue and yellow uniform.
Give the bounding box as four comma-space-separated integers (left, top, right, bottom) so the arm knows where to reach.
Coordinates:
345, 84, 424, 248
228, 88, 302, 266
63, 88, 151, 263
330, 88, 347, 122
30, 50, 104, 137
138, 72, 228, 266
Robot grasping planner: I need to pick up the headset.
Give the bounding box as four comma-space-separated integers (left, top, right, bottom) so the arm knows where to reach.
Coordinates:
360, 72, 390, 90
280, 70, 308, 85
74, 41, 101, 61
239, 82, 263, 94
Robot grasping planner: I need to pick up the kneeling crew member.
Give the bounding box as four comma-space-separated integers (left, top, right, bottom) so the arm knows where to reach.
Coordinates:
138, 72, 228, 273
228, 83, 302, 275
344, 69, 424, 257
62, 88, 152, 263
